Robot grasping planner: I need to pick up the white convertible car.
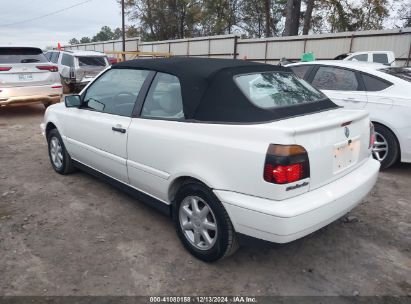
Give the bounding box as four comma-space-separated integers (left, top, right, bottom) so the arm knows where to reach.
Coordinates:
287, 61, 411, 169
41, 58, 380, 261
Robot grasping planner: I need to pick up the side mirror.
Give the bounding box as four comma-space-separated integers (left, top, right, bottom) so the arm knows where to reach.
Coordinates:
65, 95, 81, 108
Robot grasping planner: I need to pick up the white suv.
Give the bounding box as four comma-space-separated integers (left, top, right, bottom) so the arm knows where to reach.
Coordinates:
41, 58, 379, 261
0, 47, 62, 108
45, 50, 109, 93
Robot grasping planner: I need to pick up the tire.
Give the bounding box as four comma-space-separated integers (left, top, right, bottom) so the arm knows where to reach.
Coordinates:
47, 129, 75, 174
373, 123, 399, 170
173, 183, 239, 262
60, 77, 72, 94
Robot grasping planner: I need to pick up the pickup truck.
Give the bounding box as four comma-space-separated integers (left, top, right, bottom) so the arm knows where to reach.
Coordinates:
334, 51, 396, 66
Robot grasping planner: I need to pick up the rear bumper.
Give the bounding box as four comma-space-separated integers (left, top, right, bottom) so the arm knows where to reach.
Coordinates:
65, 76, 95, 87
214, 157, 380, 243
0, 85, 62, 107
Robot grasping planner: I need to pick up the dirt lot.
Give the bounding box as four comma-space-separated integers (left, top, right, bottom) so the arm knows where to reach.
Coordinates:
0, 104, 410, 296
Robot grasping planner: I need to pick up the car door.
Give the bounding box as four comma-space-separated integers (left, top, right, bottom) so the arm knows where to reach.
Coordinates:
309, 66, 367, 109
63, 68, 151, 183
59, 53, 75, 79
127, 72, 185, 202
289, 65, 313, 79
361, 72, 393, 102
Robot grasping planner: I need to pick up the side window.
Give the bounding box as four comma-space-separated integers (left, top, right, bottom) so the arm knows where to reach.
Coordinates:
141, 73, 184, 120
61, 53, 74, 67
373, 53, 388, 64
361, 73, 391, 91
312, 66, 359, 91
50, 52, 59, 64
348, 54, 368, 62
83, 69, 150, 117
290, 65, 311, 79
45, 52, 51, 61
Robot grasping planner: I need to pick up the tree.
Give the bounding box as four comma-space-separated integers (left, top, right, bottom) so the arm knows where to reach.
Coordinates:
201, 0, 239, 35
80, 37, 91, 43
264, 0, 271, 37
92, 26, 114, 42
397, 2, 411, 27
117, 0, 391, 40
69, 38, 79, 45
113, 27, 123, 40
238, 0, 265, 37
237, 0, 286, 38
313, 0, 388, 33
353, 0, 388, 30
302, 0, 315, 34
126, 25, 139, 38
283, 0, 302, 36
122, 0, 202, 41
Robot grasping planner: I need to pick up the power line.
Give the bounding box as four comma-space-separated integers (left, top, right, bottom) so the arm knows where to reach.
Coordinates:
0, 0, 93, 27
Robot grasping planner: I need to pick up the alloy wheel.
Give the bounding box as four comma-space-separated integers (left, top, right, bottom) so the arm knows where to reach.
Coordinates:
372, 131, 388, 162
179, 196, 218, 250
50, 137, 63, 169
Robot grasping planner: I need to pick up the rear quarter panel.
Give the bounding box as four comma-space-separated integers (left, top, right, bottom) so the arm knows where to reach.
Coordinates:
365, 82, 411, 163
126, 118, 302, 203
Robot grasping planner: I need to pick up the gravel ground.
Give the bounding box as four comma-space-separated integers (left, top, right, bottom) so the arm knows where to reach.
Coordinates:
0, 104, 410, 296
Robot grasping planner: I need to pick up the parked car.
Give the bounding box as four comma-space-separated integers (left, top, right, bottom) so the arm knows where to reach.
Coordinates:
45, 50, 109, 93
0, 47, 62, 108
287, 60, 411, 169
41, 58, 379, 261
107, 57, 118, 65
334, 51, 396, 66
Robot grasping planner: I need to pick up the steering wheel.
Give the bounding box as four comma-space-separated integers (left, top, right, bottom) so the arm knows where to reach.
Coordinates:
114, 91, 136, 101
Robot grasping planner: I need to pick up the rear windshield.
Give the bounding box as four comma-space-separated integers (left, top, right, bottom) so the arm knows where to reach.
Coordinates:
234, 72, 326, 109
76, 56, 107, 67
0, 47, 48, 64
379, 68, 411, 83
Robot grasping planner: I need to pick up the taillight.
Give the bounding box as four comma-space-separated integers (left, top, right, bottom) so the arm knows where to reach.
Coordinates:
369, 122, 375, 149
36, 65, 58, 72
0, 67, 12, 71
69, 67, 75, 79
264, 144, 310, 184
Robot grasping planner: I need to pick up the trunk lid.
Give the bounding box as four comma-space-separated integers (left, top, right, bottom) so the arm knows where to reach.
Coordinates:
0, 47, 55, 88
0, 63, 55, 87
274, 108, 371, 190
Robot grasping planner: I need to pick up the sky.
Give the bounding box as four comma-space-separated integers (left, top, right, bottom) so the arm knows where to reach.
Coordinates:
0, 0, 124, 48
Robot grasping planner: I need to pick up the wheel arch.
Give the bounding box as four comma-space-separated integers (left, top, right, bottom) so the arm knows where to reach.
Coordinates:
168, 175, 213, 205
45, 122, 57, 137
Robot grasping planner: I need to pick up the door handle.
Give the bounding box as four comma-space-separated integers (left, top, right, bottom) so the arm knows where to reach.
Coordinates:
112, 126, 126, 133
343, 98, 360, 103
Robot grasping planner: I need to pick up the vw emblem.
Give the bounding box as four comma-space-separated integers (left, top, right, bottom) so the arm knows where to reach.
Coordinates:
344, 126, 350, 138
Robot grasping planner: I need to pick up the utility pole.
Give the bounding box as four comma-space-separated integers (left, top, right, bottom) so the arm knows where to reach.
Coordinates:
121, 0, 126, 61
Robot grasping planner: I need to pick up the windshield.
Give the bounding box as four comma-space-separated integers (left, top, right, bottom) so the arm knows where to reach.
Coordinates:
234, 71, 326, 109
76, 56, 107, 67
379, 68, 411, 83
0, 47, 48, 64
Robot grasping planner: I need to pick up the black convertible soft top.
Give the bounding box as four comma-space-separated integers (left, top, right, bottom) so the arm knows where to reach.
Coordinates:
113, 57, 337, 123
